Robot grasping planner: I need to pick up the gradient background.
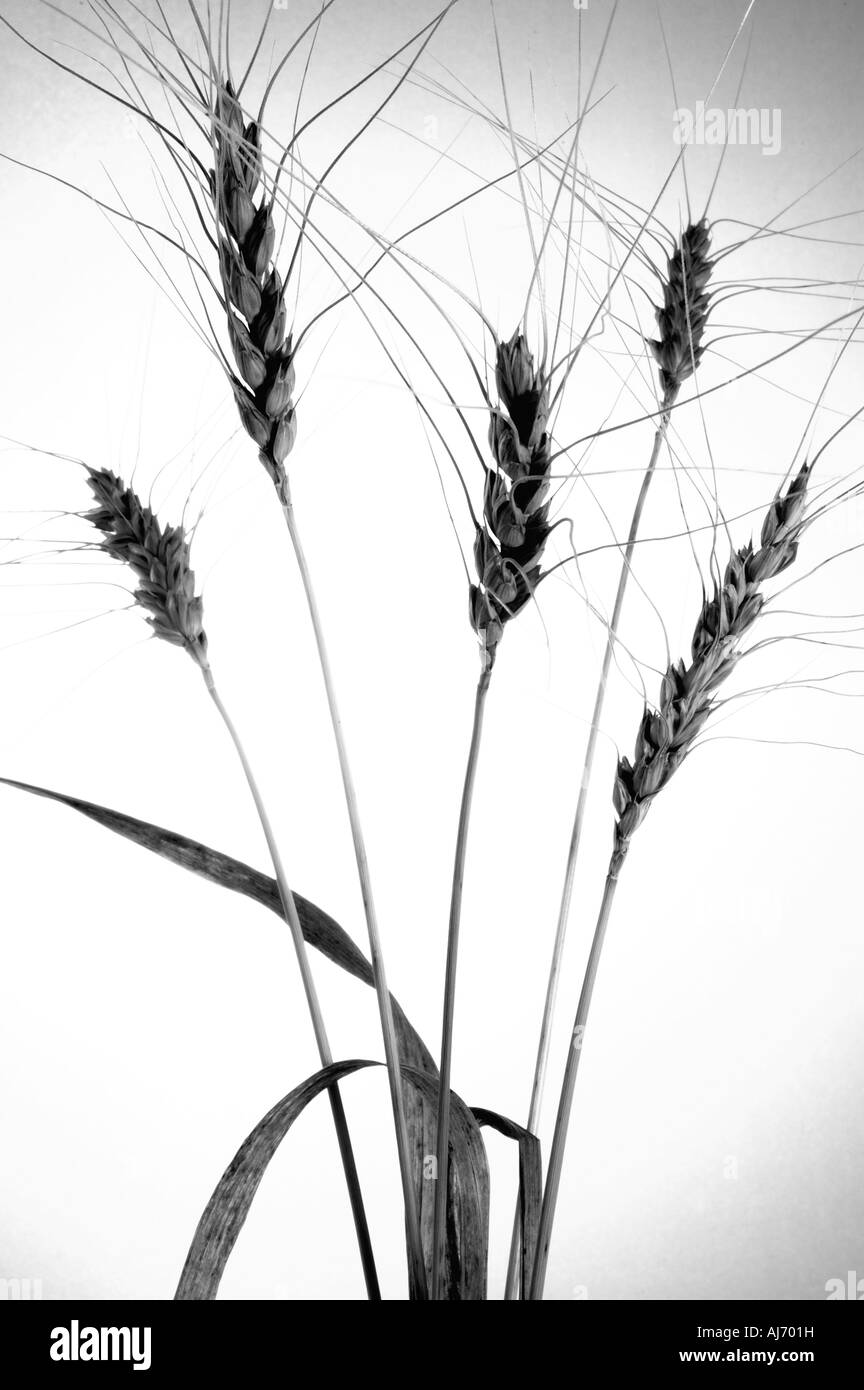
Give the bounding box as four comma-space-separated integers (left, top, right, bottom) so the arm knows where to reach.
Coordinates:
0, 0, 863, 1301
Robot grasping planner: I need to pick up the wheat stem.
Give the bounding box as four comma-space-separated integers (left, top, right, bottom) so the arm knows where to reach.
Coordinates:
201, 660, 381, 1301
507, 223, 713, 1297
503, 399, 673, 1298
279, 493, 428, 1301
528, 455, 812, 1299
529, 865, 620, 1301
431, 659, 492, 1300
205, 77, 426, 1295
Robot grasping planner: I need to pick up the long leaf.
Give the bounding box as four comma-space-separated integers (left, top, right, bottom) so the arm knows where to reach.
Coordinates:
0, 777, 373, 982
473, 1107, 542, 1300
176, 1059, 375, 1299
0, 775, 489, 1298
403, 1070, 489, 1300
175, 1061, 488, 1300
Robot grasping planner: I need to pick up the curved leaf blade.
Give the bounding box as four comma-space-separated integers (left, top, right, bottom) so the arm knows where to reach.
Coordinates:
405, 1071, 490, 1300
1, 776, 490, 1299
0, 776, 372, 983
473, 1107, 542, 1300
176, 1059, 375, 1300
175, 1062, 489, 1300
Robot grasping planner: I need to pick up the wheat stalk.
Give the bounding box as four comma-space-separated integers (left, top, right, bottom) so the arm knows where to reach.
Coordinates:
529, 458, 813, 1300
431, 329, 553, 1298
504, 218, 715, 1297
84, 466, 380, 1299
207, 77, 427, 1295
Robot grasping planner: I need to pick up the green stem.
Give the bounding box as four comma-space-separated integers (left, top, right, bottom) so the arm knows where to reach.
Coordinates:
431, 660, 492, 1300
279, 492, 428, 1300
201, 662, 380, 1302
529, 863, 621, 1301
504, 398, 674, 1299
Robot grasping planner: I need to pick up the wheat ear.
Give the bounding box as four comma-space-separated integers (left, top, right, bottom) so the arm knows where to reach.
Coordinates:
504, 219, 715, 1297
210, 82, 297, 490
530, 459, 812, 1300
208, 79, 425, 1295
431, 330, 553, 1298
85, 466, 380, 1300
611, 459, 811, 871
86, 468, 209, 664
468, 329, 554, 668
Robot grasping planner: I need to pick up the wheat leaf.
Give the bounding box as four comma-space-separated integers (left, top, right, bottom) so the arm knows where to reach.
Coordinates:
0, 776, 489, 1299
472, 1107, 542, 1300
402, 1070, 489, 1300
175, 1061, 488, 1300
175, 1059, 375, 1299
0, 775, 373, 982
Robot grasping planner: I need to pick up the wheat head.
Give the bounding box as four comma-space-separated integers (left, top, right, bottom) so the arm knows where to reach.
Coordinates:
210, 80, 296, 496
469, 331, 553, 667
611, 460, 812, 874
85, 467, 208, 665
650, 218, 713, 403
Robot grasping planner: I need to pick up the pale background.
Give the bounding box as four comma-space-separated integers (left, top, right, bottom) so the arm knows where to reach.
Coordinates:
0, 0, 862, 1300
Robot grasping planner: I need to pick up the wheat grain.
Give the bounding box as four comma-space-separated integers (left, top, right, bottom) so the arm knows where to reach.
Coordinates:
85, 467, 207, 664
612, 459, 811, 874
469, 330, 553, 668
210, 80, 296, 495
650, 217, 713, 402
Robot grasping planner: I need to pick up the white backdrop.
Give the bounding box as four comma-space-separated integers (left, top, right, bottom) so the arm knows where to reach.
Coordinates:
0, 0, 862, 1300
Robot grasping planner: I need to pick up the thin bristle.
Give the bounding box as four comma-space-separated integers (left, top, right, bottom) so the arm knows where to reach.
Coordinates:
85, 467, 208, 664
649, 218, 713, 400
469, 331, 553, 667
611, 459, 812, 873
212, 79, 296, 493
